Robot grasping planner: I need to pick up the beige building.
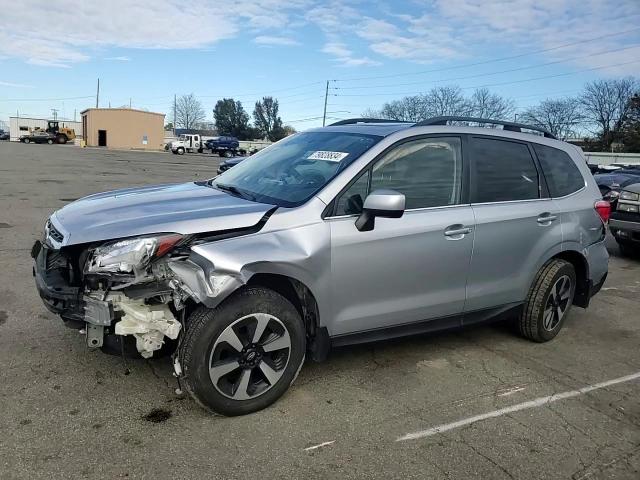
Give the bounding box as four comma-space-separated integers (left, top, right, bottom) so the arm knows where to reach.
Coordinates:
81, 108, 165, 150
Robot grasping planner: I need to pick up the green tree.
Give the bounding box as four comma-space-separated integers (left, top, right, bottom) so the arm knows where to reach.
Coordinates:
213, 98, 251, 139
253, 96, 286, 141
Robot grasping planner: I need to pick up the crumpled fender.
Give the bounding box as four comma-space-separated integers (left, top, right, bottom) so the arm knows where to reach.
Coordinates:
175, 220, 331, 321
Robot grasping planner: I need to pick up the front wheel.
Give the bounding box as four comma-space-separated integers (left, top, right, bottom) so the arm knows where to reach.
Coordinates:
23, 138, 30, 144
223, 150, 234, 158
182, 287, 306, 416
177, 147, 185, 155
519, 259, 576, 342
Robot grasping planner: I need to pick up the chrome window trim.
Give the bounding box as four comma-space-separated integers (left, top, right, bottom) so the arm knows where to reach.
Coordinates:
470, 197, 553, 207
324, 202, 471, 220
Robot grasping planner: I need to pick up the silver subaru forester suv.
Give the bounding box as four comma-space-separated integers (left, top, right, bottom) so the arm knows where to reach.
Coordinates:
33, 116, 609, 415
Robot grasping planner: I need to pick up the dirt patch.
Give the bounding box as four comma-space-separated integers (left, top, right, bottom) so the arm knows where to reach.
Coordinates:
0, 311, 7, 326
58, 198, 78, 202
0, 223, 12, 228
143, 408, 172, 423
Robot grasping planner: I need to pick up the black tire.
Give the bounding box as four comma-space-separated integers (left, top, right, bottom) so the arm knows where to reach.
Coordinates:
57, 135, 67, 144
519, 259, 576, 342
182, 287, 306, 416
223, 150, 233, 158
197, 148, 203, 154
23, 138, 30, 144
177, 147, 185, 155
47, 138, 54, 144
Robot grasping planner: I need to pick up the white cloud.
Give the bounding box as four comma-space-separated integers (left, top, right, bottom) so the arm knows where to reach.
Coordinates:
0, 0, 310, 67
0, 80, 35, 88
254, 35, 300, 46
322, 42, 381, 67
105, 56, 131, 61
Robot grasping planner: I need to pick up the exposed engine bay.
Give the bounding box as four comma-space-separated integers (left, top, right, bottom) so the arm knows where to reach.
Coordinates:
32, 223, 256, 359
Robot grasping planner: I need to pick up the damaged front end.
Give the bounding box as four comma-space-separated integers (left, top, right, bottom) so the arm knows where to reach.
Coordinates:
32, 229, 239, 359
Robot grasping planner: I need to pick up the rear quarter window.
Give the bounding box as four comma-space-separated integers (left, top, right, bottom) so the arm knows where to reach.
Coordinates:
533, 144, 585, 197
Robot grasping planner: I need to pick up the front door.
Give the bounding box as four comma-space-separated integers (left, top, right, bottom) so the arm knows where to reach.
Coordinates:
98, 130, 107, 147
327, 136, 474, 336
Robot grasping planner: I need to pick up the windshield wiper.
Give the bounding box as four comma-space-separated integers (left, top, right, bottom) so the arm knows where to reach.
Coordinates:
214, 183, 256, 201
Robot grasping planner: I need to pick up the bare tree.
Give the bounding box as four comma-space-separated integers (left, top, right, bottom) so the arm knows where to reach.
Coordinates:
175, 94, 206, 130
368, 86, 471, 122
421, 86, 471, 118
580, 77, 639, 149
469, 88, 515, 121
520, 98, 584, 140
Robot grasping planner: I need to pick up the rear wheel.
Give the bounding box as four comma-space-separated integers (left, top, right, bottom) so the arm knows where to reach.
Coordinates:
57, 135, 67, 144
47, 138, 54, 144
182, 287, 306, 416
223, 150, 234, 158
519, 259, 576, 342
23, 138, 30, 144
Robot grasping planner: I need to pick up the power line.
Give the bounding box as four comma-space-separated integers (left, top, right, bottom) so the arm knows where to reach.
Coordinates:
333, 44, 640, 91
333, 26, 640, 83
332, 59, 640, 97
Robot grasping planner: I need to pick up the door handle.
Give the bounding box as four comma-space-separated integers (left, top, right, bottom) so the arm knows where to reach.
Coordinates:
537, 213, 558, 225
444, 225, 472, 238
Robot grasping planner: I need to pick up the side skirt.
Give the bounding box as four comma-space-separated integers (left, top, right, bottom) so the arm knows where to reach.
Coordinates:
328, 302, 523, 350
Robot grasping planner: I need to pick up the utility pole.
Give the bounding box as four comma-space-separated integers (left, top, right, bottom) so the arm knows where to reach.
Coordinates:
96, 78, 100, 108
322, 80, 329, 127
173, 94, 177, 135
129, 98, 132, 109
51, 109, 58, 120
74, 109, 76, 122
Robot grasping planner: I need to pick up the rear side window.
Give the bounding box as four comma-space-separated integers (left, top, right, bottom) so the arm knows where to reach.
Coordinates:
533, 144, 585, 197
471, 137, 539, 203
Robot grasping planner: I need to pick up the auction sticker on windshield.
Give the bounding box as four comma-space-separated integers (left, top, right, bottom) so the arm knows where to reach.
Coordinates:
307, 151, 349, 162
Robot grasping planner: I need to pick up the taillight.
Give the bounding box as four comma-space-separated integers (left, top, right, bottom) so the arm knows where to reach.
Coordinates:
594, 200, 611, 223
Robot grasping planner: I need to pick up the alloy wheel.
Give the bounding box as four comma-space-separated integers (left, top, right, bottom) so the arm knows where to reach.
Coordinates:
543, 275, 572, 331
209, 313, 291, 400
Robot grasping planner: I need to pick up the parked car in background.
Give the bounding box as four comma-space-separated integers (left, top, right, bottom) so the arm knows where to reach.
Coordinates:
20, 131, 56, 144
206, 136, 244, 157
609, 182, 640, 256
216, 156, 246, 174
0, 129, 9, 140
594, 168, 640, 206
32, 116, 609, 416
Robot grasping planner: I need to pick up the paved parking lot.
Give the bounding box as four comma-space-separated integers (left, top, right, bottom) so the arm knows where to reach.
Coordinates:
1, 141, 639, 479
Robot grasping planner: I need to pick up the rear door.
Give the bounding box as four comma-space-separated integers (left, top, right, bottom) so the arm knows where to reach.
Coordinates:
327, 136, 474, 335
465, 136, 562, 315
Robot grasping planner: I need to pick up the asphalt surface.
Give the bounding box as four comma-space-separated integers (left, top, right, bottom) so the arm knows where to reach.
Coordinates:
0, 141, 639, 479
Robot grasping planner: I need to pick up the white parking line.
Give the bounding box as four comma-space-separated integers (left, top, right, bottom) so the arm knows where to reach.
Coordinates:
304, 440, 335, 452
397, 371, 640, 442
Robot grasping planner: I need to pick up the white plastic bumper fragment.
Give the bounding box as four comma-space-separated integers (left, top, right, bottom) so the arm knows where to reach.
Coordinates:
113, 298, 181, 358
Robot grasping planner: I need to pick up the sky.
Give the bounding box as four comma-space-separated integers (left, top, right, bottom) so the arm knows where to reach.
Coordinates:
1, 0, 639, 130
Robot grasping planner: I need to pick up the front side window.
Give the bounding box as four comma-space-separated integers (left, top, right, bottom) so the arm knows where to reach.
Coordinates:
472, 137, 539, 203
213, 131, 381, 207
334, 137, 463, 215
533, 144, 585, 197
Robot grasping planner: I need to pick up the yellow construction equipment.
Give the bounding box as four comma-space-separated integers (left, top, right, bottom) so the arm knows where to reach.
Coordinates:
32, 120, 76, 144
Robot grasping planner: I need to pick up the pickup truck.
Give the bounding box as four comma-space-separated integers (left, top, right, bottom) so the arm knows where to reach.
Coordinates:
205, 136, 245, 157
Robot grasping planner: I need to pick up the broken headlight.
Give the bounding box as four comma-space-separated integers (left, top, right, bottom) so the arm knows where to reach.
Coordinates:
85, 234, 183, 274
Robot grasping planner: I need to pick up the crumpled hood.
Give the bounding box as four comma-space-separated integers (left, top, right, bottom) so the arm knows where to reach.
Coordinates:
51, 182, 274, 246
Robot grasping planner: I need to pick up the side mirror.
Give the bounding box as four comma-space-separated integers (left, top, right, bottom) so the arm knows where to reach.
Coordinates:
355, 189, 405, 232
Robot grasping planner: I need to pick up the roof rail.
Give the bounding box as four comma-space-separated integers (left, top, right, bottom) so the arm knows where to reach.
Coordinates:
328, 118, 412, 126
415, 116, 557, 139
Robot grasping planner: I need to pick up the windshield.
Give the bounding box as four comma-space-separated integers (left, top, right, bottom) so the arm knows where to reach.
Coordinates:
212, 131, 381, 207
